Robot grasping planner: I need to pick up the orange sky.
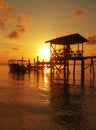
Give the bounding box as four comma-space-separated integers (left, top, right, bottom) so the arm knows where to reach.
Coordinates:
0, 0, 96, 63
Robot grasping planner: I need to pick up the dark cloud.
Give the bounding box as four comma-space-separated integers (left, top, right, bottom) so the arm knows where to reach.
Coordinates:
0, 0, 32, 39
7, 25, 26, 39
88, 35, 96, 44
6, 13, 32, 39
72, 10, 84, 18
12, 47, 19, 50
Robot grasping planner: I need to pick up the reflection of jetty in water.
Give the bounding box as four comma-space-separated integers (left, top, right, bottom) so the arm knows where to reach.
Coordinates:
50, 82, 87, 129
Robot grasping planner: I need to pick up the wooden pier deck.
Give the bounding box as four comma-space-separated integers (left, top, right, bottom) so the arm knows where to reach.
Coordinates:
29, 55, 96, 84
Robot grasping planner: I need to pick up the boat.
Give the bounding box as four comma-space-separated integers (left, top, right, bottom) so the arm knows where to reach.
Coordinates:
8, 57, 28, 73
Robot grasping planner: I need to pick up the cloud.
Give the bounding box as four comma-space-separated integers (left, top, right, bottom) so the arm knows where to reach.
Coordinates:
6, 12, 32, 39
0, 0, 32, 39
0, 0, 13, 29
72, 10, 84, 18
88, 35, 96, 44
7, 24, 26, 39
12, 47, 19, 50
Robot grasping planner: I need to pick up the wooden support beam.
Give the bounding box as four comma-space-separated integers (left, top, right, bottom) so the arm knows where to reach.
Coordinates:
81, 59, 84, 84
73, 60, 76, 80
90, 58, 95, 79
34, 58, 36, 66
82, 42, 84, 56
37, 56, 39, 71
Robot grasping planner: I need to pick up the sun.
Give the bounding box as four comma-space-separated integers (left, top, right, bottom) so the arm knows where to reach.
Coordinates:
39, 47, 50, 61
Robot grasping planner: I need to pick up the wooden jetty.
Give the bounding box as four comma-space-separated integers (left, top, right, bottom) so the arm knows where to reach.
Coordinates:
31, 33, 96, 84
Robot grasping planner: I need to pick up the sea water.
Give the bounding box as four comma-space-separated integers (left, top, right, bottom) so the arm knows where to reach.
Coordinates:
0, 64, 96, 130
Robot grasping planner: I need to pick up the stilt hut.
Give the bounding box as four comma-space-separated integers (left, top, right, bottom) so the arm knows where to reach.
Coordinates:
45, 33, 88, 81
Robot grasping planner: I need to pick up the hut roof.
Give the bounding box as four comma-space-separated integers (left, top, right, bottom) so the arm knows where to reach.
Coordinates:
45, 33, 88, 45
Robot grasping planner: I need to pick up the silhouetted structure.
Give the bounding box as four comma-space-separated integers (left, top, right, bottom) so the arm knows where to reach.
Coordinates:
45, 33, 96, 83
30, 33, 96, 84
8, 57, 28, 73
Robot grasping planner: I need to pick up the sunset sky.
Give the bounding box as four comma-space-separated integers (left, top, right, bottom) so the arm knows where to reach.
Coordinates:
0, 0, 96, 63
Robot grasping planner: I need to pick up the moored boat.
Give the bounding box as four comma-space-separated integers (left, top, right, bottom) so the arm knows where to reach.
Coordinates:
8, 57, 28, 73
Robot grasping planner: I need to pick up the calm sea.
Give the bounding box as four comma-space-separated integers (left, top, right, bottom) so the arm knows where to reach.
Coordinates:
0, 64, 96, 130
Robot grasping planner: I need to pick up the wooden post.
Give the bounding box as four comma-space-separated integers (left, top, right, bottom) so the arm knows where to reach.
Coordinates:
42, 59, 44, 69
91, 58, 95, 79
21, 57, 23, 65
73, 59, 76, 80
81, 59, 84, 84
37, 56, 39, 71
50, 43, 53, 80
50, 62, 54, 81
27, 59, 31, 72
82, 43, 83, 57
93, 62, 95, 78
34, 58, 36, 66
